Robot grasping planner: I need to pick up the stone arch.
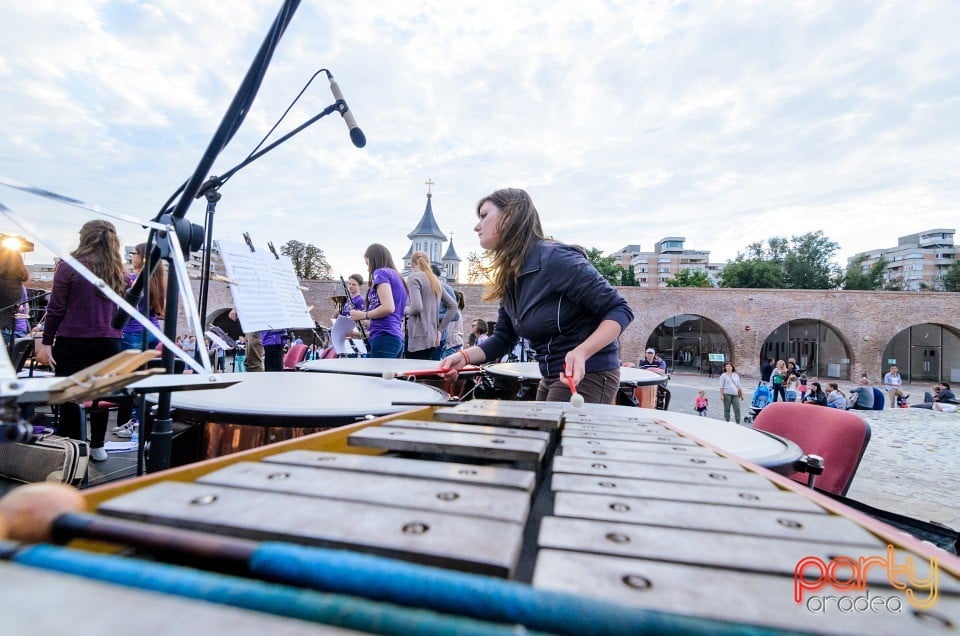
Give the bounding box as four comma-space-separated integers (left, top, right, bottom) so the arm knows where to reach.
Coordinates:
644, 314, 734, 376
760, 318, 854, 380
881, 323, 960, 384
208, 307, 243, 341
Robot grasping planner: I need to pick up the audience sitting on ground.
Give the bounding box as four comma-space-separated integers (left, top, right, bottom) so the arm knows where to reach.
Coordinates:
803, 381, 827, 406
848, 375, 875, 410
911, 382, 957, 410
826, 383, 849, 410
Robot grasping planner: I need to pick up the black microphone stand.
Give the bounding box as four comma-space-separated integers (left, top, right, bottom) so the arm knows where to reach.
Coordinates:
193, 101, 341, 329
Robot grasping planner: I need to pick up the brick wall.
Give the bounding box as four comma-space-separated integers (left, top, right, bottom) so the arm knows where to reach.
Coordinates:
193, 280, 959, 381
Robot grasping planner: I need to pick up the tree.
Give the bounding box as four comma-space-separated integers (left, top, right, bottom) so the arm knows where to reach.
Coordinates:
843, 255, 887, 290
666, 268, 712, 287
584, 248, 623, 285
782, 231, 841, 289
719, 257, 784, 288
280, 240, 331, 280
721, 231, 842, 289
620, 264, 638, 286
944, 260, 960, 292
466, 251, 492, 284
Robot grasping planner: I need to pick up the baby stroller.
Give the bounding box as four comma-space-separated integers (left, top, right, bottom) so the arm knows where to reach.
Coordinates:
743, 383, 771, 424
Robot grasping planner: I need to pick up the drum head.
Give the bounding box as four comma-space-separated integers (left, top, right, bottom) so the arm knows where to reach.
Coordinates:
299, 358, 478, 377
152, 372, 449, 426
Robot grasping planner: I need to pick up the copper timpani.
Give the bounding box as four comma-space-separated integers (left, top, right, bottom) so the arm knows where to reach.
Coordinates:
297, 357, 481, 400
146, 372, 448, 461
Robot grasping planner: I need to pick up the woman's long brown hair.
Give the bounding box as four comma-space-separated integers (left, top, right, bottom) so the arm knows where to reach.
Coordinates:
363, 243, 407, 291
72, 220, 126, 296
477, 188, 544, 302
134, 243, 166, 317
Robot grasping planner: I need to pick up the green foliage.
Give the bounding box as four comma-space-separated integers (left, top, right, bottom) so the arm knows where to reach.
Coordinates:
280, 240, 331, 280
721, 231, 841, 289
584, 248, 623, 285
719, 257, 784, 288
944, 260, 960, 292
782, 231, 841, 289
665, 268, 712, 287
843, 255, 887, 290
620, 264, 639, 286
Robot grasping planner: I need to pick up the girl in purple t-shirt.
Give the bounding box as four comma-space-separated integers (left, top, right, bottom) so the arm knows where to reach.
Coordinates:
349, 244, 407, 358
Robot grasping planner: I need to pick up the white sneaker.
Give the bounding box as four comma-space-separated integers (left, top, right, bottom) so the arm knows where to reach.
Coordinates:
115, 423, 138, 439
90, 447, 108, 462
112, 418, 138, 433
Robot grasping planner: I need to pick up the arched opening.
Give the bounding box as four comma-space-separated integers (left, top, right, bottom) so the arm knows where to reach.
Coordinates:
882, 324, 960, 383
210, 308, 243, 341
645, 314, 733, 375
761, 319, 852, 380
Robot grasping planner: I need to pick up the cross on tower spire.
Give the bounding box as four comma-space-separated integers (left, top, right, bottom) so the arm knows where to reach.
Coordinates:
425, 178, 435, 196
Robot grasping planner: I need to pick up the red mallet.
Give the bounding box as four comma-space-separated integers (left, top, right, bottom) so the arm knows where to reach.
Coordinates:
562, 365, 584, 408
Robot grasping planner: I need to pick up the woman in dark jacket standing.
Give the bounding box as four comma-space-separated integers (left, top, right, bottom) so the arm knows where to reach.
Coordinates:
441, 188, 633, 404
40, 220, 126, 461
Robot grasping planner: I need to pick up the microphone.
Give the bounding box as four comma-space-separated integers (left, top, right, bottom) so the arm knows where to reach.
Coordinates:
327, 74, 366, 148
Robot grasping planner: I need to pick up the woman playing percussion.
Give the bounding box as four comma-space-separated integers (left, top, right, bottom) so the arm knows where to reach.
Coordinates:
440, 188, 633, 404
349, 244, 408, 359
40, 220, 126, 462
405, 251, 457, 360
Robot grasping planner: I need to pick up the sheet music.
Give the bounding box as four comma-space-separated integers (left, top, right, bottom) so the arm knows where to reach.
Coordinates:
216, 239, 315, 332
330, 316, 367, 355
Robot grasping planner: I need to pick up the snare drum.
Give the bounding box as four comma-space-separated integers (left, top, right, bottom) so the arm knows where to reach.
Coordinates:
297, 357, 479, 399
147, 372, 448, 461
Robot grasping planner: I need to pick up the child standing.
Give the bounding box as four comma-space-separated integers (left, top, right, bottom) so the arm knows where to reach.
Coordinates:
694, 389, 709, 416
785, 374, 799, 402
798, 374, 808, 402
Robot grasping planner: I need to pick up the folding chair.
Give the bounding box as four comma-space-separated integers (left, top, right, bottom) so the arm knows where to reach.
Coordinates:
752, 401, 871, 496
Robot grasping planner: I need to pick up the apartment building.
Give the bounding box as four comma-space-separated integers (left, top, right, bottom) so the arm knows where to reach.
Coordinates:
847, 228, 956, 291
613, 238, 725, 287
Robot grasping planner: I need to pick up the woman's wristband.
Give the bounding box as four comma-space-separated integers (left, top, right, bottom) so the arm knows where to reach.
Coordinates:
364, 311, 369, 320
458, 349, 470, 366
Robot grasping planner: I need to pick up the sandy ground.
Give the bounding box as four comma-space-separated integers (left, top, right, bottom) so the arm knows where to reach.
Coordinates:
664, 373, 960, 530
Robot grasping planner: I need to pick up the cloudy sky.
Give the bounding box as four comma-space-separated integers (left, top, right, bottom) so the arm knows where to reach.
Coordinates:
1, 0, 957, 278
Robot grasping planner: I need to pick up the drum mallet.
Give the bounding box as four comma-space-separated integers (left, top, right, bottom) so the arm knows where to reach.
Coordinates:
561, 365, 584, 408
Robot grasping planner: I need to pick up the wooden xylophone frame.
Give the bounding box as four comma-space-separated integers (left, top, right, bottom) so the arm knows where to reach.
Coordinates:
28, 403, 960, 634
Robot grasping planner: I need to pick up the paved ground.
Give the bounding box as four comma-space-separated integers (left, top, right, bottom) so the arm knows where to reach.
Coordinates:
664, 372, 960, 530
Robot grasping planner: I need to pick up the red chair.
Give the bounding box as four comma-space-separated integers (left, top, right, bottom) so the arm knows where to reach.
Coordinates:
752, 401, 871, 496
282, 343, 308, 370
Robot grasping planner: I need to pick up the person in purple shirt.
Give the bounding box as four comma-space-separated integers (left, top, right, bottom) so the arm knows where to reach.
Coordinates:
0, 247, 29, 347
349, 243, 407, 358
340, 273, 366, 316
41, 220, 126, 461
120, 242, 166, 351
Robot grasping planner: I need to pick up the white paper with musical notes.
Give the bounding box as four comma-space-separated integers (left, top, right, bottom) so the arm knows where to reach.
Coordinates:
216, 239, 315, 332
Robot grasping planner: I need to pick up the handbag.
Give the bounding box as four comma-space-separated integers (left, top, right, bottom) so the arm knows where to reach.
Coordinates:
0, 435, 89, 487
